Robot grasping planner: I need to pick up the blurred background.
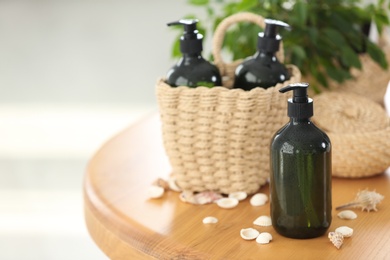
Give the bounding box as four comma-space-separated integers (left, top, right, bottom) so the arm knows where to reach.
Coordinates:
0, 1, 208, 259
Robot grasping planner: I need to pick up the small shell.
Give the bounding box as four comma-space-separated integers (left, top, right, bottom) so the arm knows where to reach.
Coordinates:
256, 232, 273, 244
229, 191, 248, 201
240, 228, 260, 240
168, 178, 181, 192
202, 216, 218, 224
328, 232, 344, 249
147, 185, 164, 199
179, 191, 198, 204
337, 210, 357, 220
250, 193, 268, 206
195, 191, 223, 205
253, 216, 272, 227
335, 226, 353, 238
217, 198, 239, 209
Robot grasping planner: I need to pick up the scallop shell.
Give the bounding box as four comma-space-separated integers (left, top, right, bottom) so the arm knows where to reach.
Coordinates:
147, 185, 164, 199
337, 210, 357, 220
240, 228, 260, 240
250, 193, 268, 206
256, 232, 273, 244
253, 216, 272, 227
328, 232, 344, 249
229, 191, 248, 201
202, 216, 218, 224
217, 198, 239, 209
335, 226, 353, 238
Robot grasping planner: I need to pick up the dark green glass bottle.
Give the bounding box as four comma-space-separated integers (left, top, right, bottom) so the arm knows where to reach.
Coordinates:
166, 19, 222, 88
270, 83, 332, 239
233, 19, 290, 90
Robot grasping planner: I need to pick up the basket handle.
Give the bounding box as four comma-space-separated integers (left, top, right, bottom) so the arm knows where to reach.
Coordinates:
212, 12, 285, 74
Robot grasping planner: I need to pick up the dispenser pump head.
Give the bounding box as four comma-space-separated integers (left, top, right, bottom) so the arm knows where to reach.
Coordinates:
258, 19, 290, 53
279, 83, 313, 119
167, 19, 203, 54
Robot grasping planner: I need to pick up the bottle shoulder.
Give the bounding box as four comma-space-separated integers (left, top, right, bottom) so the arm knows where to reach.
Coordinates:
272, 121, 331, 151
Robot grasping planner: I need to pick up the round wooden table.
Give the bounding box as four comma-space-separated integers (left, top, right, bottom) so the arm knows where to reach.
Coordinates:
84, 113, 390, 259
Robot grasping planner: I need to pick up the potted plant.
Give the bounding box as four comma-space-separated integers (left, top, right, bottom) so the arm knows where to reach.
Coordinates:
170, 0, 390, 93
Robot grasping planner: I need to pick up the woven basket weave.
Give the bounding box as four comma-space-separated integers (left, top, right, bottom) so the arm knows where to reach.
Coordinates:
156, 12, 301, 194
313, 92, 390, 178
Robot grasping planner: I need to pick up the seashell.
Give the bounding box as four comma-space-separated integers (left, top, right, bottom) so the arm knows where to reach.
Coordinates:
336, 189, 384, 212
179, 191, 198, 204
256, 232, 273, 244
328, 232, 344, 249
337, 210, 357, 220
152, 178, 169, 190
217, 198, 239, 209
250, 193, 268, 206
147, 185, 164, 199
195, 191, 223, 205
253, 216, 272, 227
168, 177, 181, 192
335, 226, 353, 238
240, 228, 260, 240
229, 191, 248, 201
202, 216, 218, 224
179, 191, 222, 205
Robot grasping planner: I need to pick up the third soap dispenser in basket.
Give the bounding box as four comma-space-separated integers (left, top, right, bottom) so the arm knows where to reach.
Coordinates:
270, 83, 332, 239
233, 19, 290, 90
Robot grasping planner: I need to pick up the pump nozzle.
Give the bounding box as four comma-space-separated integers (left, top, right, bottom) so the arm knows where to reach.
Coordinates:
167, 19, 203, 54
258, 19, 290, 53
280, 83, 313, 119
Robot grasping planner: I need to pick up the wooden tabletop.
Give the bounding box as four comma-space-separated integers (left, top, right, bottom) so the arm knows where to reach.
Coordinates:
84, 112, 390, 260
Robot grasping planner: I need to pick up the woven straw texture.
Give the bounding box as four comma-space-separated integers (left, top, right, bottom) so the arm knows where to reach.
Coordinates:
313, 92, 390, 177
156, 12, 301, 194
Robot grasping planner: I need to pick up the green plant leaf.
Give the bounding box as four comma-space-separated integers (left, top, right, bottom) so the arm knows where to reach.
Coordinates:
366, 40, 388, 69
340, 46, 362, 69
322, 28, 347, 47
294, 1, 308, 26
188, 0, 209, 6
236, 0, 258, 11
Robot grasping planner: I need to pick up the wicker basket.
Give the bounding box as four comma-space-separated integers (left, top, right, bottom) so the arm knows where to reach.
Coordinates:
313, 92, 390, 177
156, 12, 301, 194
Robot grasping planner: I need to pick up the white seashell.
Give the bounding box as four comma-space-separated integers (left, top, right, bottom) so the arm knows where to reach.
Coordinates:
147, 185, 164, 199
335, 226, 353, 238
337, 210, 357, 220
168, 178, 181, 192
328, 232, 344, 249
217, 198, 239, 209
250, 193, 268, 206
253, 216, 272, 227
202, 216, 218, 224
229, 191, 248, 201
240, 228, 260, 240
256, 232, 273, 244
336, 189, 384, 212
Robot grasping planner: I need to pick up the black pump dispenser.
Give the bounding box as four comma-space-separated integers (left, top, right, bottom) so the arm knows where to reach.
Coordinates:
270, 82, 332, 239
258, 19, 290, 53
167, 19, 203, 54
165, 19, 222, 88
279, 83, 313, 119
233, 19, 291, 90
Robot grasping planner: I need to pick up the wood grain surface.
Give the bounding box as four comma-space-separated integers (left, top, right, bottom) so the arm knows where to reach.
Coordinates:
84, 113, 390, 260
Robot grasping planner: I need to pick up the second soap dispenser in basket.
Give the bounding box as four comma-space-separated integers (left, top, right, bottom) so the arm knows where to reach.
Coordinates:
233, 19, 290, 90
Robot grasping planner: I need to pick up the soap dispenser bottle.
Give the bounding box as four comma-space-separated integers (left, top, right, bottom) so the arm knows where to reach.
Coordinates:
270, 83, 332, 239
233, 19, 290, 90
166, 19, 222, 88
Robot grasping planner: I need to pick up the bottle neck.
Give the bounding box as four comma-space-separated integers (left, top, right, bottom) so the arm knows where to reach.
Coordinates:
183, 53, 203, 58
290, 117, 312, 125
